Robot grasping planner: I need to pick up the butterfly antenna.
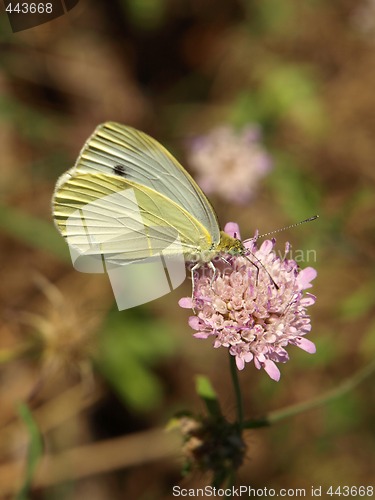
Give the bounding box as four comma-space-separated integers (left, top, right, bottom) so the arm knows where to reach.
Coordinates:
247, 215, 319, 242
239, 216, 318, 291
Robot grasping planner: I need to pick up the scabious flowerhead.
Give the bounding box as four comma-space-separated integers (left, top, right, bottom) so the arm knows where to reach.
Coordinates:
171, 413, 245, 477
179, 223, 317, 381
186, 125, 272, 204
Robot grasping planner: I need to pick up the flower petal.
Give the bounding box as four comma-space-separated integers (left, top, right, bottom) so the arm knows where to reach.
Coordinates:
179, 297, 193, 308
235, 355, 245, 370
223, 222, 241, 240
188, 316, 204, 330
259, 239, 274, 255
264, 360, 281, 381
297, 267, 317, 289
300, 295, 316, 306
295, 336, 316, 353
193, 331, 212, 339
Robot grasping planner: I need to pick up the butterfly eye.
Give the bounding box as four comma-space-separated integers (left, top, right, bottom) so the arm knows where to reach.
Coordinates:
114, 164, 127, 177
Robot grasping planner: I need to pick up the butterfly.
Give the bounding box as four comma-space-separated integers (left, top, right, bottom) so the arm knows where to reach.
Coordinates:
52, 122, 245, 271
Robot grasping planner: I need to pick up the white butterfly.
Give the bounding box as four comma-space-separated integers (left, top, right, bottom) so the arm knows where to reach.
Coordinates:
53, 122, 244, 267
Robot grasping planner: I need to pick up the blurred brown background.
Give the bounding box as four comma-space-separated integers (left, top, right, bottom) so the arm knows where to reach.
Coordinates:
0, 0, 374, 498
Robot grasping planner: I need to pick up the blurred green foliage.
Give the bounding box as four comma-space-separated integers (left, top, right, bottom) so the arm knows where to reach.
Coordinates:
251, 0, 296, 35
0, 204, 70, 261
97, 308, 177, 412
122, 0, 167, 29
339, 280, 375, 320
0, 94, 63, 142
267, 153, 321, 219
230, 63, 326, 137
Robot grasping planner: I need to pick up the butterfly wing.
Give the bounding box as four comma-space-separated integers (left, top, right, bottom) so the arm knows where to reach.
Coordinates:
63, 122, 220, 246
53, 172, 215, 261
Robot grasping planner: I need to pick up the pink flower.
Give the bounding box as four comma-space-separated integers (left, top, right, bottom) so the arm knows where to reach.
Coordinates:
179, 223, 317, 381
186, 125, 272, 204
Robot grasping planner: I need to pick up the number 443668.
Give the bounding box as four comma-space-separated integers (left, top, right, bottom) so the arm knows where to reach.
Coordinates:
5, 3, 53, 14
327, 485, 373, 496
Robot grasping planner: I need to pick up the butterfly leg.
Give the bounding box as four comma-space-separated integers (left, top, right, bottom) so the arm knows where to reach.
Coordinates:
244, 251, 279, 290
190, 262, 200, 312
190, 260, 218, 311
208, 260, 217, 288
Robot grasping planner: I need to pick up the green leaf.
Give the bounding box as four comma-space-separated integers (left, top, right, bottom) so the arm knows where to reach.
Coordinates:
195, 375, 222, 417
16, 403, 43, 500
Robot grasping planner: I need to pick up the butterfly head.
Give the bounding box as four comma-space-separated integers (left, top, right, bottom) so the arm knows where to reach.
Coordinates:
218, 231, 246, 256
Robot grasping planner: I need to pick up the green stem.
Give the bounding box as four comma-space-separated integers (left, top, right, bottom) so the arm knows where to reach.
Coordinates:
229, 353, 244, 429
244, 357, 375, 428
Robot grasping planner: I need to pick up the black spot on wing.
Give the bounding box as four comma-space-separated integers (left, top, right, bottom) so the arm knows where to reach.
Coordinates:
113, 164, 127, 177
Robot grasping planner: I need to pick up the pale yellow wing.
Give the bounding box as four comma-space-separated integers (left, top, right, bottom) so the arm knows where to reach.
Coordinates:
68, 122, 220, 245
53, 172, 214, 261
